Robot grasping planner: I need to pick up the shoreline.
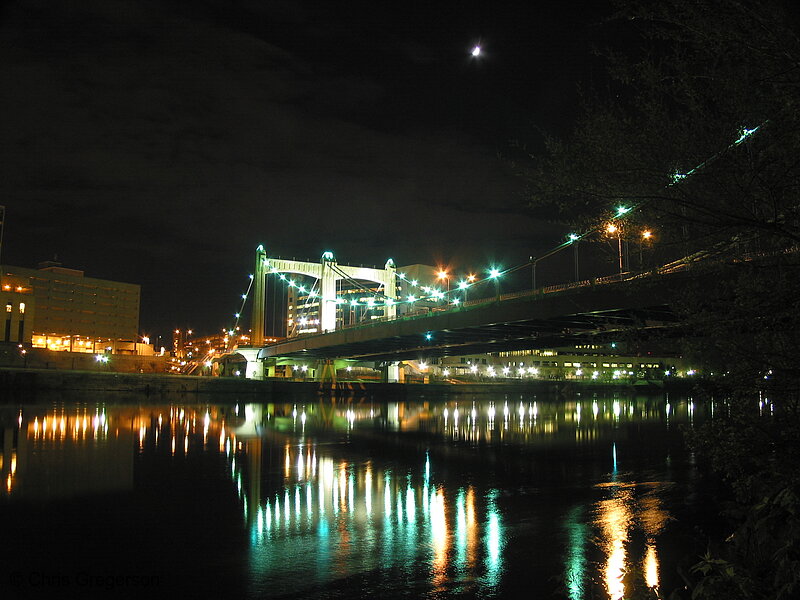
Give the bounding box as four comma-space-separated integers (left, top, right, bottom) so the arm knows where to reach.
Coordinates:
0, 366, 697, 403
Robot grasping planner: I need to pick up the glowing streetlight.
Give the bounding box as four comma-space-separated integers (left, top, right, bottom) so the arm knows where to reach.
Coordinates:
568, 233, 580, 281
437, 269, 450, 297
606, 223, 624, 273
639, 229, 654, 269
471, 45, 481, 57
489, 268, 501, 300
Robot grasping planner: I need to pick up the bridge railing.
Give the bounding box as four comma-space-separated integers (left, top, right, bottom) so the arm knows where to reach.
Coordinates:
286, 245, 797, 338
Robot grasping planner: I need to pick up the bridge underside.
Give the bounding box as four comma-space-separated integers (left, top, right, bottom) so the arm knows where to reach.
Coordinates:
258, 276, 687, 362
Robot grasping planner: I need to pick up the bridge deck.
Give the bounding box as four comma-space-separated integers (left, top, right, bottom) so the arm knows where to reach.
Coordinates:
256, 272, 688, 361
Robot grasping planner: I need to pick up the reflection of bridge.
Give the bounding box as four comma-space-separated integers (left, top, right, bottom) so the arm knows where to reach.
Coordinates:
252, 270, 686, 364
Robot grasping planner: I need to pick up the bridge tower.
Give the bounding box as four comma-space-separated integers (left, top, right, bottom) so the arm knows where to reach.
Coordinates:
249, 246, 397, 347
251, 245, 268, 346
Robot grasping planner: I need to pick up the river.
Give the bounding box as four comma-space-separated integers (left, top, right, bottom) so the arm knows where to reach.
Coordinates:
0, 391, 713, 599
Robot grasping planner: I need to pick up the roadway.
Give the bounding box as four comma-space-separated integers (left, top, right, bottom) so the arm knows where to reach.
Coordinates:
255, 270, 689, 362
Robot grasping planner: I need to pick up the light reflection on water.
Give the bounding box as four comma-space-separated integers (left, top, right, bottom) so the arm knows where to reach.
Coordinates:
246, 442, 502, 597
0, 394, 706, 598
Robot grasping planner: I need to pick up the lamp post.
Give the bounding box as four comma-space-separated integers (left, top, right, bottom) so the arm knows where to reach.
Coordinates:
640, 229, 653, 269
607, 223, 624, 274
489, 268, 501, 301
568, 233, 580, 281
437, 269, 449, 301
529, 256, 536, 290
458, 279, 469, 304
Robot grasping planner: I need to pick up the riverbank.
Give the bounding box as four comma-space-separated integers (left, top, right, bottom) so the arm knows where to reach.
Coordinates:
0, 367, 698, 403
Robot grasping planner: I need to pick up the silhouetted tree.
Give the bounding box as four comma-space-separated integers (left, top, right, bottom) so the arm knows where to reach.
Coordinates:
521, 1, 800, 598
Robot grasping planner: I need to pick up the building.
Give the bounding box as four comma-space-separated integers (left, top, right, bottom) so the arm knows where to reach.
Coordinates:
0, 289, 33, 344
432, 345, 695, 381
0, 261, 141, 352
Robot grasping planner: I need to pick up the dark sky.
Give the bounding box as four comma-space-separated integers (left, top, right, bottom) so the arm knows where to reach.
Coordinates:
0, 0, 611, 337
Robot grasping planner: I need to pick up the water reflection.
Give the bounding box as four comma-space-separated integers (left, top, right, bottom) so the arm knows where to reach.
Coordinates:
0, 395, 704, 598
245, 435, 499, 596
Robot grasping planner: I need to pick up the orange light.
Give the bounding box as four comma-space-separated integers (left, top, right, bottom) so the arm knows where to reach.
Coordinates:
437, 270, 448, 280
606, 224, 618, 234
642, 230, 652, 240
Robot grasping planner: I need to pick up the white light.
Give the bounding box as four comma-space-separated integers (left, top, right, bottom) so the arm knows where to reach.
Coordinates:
471, 45, 481, 57
443, 369, 450, 377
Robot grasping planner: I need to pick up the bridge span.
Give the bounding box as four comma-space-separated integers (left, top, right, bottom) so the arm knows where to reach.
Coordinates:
253, 270, 688, 363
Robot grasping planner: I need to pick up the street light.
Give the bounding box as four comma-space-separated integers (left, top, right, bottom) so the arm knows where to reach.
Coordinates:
640, 229, 653, 269
568, 233, 580, 281
457, 279, 469, 304
489, 268, 501, 300
607, 223, 624, 274
437, 269, 450, 297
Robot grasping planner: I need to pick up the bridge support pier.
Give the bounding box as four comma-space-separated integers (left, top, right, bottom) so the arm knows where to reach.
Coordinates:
383, 361, 402, 383
317, 359, 337, 384
237, 348, 264, 380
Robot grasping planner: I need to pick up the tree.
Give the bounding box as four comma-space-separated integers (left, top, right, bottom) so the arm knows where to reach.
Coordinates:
521, 1, 800, 598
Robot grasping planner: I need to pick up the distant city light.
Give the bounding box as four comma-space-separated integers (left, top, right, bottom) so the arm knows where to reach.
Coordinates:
471, 45, 481, 57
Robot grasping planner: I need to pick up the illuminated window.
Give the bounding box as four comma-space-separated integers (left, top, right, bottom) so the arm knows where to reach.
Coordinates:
19, 303, 25, 314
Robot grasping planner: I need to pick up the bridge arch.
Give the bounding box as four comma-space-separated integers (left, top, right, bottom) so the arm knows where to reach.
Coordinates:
250, 246, 397, 344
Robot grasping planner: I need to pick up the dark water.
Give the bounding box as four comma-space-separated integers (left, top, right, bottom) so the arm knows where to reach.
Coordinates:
0, 392, 712, 599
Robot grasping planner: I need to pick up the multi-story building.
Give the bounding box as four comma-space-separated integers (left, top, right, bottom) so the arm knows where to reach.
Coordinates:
0, 261, 141, 351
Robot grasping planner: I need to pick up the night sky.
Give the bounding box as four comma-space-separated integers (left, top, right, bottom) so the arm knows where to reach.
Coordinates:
0, 0, 611, 337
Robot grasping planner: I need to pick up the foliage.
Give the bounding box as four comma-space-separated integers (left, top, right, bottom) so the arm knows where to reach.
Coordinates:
520, 0, 800, 261
520, 1, 800, 598
686, 395, 800, 600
